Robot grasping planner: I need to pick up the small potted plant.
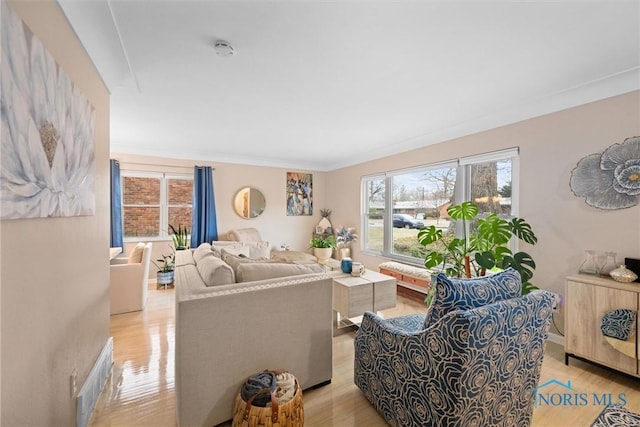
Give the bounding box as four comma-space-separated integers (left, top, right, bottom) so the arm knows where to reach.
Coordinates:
310, 235, 337, 263
153, 246, 176, 288
169, 224, 189, 250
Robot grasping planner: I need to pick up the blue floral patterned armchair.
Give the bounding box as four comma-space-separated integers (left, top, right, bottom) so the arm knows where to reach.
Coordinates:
354, 269, 554, 427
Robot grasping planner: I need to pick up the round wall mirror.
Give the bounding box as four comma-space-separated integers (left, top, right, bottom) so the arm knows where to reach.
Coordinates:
234, 187, 266, 219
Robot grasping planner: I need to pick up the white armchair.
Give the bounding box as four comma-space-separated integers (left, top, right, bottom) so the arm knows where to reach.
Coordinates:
110, 242, 152, 315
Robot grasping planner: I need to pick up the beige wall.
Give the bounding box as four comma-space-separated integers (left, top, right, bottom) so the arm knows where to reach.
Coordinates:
326, 91, 640, 333
112, 154, 327, 262
0, 1, 111, 425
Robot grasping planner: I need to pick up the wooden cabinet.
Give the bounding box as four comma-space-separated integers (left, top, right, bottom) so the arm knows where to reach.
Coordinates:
565, 274, 639, 377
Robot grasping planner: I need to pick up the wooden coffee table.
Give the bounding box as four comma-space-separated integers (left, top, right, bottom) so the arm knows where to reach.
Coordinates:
332, 269, 396, 334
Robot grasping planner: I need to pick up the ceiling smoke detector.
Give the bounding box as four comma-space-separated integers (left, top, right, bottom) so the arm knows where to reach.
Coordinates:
213, 40, 234, 56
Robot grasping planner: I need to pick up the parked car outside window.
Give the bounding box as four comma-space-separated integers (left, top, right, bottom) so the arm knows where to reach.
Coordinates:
393, 214, 425, 229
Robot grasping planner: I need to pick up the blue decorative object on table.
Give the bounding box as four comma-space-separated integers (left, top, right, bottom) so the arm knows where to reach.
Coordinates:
341, 257, 352, 274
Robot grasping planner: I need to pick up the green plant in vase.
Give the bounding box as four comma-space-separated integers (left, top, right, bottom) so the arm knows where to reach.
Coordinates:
153, 246, 176, 287
310, 235, 337, 263
152, 247, 176, 272
169, 224, 189, 250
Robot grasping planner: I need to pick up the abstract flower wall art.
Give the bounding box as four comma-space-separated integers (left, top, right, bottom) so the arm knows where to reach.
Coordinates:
1, 2, 96, 220
570, 136, 640, 210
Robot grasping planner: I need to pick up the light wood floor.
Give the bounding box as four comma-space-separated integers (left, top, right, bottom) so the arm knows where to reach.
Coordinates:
89, 285, 640, 427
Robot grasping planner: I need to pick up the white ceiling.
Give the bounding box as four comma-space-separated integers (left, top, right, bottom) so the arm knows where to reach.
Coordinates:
59, 1, 640, 171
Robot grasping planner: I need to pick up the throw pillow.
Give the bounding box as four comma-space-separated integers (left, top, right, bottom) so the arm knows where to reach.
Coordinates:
128, 242, 145, 264
601, 309, 637, 341
210, 241, 237, 258
249, 241, 271, 259
221, 249, 268, 277
424, 267, 522, 329
196, 253, 235, 286
218, 243, 251, 258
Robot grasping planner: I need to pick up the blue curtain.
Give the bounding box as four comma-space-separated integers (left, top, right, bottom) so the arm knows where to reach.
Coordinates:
191, 166, 218, 246
110, 159, 123, 248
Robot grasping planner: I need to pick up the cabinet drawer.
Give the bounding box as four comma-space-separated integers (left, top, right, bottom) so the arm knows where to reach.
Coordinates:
403, 275, 429, 288
379, 268, 402, 280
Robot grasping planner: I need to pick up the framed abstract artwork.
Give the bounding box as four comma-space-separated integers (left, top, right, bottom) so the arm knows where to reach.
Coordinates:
286, 172, 312, 216
1, 2, 96, 220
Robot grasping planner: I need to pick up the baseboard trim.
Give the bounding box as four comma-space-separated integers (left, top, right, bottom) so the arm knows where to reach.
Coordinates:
547, 332, 564, 347
76, 337, 113, 427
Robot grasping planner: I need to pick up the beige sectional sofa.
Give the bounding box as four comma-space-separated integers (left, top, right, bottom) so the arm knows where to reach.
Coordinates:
174, 244, 333, 427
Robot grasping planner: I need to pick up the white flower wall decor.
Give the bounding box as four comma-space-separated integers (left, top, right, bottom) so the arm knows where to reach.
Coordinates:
1, 2, 96, 220
570, 136, 640, 210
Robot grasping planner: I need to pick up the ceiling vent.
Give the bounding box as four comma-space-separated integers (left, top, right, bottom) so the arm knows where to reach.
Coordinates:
213, 40, 234, 56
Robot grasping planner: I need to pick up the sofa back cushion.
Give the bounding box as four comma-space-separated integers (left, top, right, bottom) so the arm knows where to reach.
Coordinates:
196, 253, 235, 286
424, 268, 522, 329
236, 262, 325, 283
193, 243, 213, 263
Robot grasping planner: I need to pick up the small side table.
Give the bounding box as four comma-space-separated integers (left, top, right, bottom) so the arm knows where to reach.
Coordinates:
332, 270, 396, 335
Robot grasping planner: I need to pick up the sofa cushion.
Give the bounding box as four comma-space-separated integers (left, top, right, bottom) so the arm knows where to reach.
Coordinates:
424, 268, 522, 329
236, 262, 325, 283
270, 250, 317, 264
193, 243, 213, 263
221, 249, 269, 277
196, 253, 235, 287
128, 242, 145, 264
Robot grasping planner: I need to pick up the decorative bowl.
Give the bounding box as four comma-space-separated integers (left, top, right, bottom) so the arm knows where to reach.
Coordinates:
610, 265, 638, 283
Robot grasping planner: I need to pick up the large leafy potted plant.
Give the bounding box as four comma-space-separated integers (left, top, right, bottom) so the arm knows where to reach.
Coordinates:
310, 235, 337, 263
417, 201, 538, 294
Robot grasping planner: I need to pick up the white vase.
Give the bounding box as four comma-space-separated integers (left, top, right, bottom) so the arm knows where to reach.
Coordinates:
339, 247, 351, 260
313, 247, 333, 263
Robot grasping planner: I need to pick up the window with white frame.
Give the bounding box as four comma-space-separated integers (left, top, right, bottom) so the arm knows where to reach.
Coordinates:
121, 171, 193, 239
361, 148, 518, 263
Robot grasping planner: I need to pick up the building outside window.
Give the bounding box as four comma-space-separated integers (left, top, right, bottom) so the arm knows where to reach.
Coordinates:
121, 171, 193, 240
361, 148, 517, 263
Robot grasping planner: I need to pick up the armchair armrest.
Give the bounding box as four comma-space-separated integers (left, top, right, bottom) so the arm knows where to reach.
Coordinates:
110, 257, 130, 265
360, 311, 426, 335
110, 262, 144, 282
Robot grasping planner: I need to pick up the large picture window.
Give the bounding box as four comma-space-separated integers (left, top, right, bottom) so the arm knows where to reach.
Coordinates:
122, 172, 193, 240
362, 148, 518, 263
